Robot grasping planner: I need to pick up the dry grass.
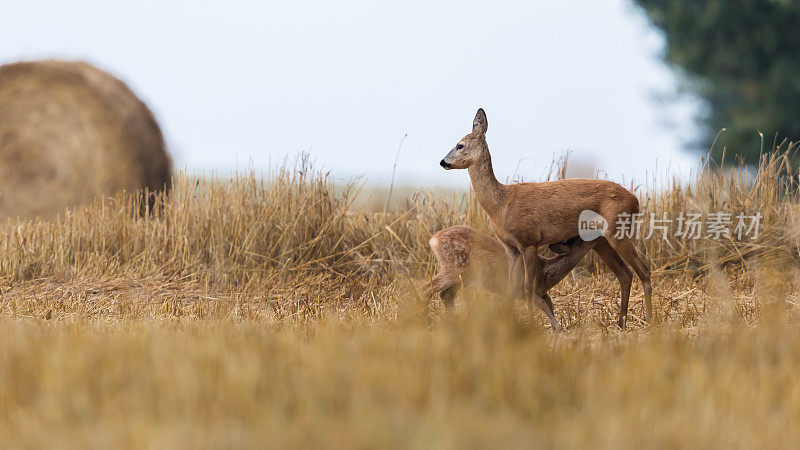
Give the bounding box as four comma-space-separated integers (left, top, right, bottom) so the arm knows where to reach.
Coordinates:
0, 152, 800, 447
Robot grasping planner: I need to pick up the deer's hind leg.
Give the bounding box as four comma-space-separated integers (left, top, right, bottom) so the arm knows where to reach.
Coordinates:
425, 273, 460, 300
531, 293, 562, 332
603, 236, 652, 323
439, 284, 461, 309
541, 293, 554, 315
593, 239, 633, 328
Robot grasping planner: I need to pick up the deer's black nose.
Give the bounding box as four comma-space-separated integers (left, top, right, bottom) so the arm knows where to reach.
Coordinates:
440, 159, 451, 168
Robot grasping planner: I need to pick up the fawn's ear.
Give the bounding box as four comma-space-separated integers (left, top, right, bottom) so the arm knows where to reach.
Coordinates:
472, 108, 488, 135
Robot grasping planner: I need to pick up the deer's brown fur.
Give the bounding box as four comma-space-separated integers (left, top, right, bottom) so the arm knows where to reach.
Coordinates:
423, 225, 595, 320
440, 109, 651, 329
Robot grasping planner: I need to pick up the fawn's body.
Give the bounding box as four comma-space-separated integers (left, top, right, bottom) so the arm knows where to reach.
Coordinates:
424, 225, 595, 317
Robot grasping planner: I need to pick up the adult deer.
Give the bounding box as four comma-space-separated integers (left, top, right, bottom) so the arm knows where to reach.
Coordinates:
439, 109, 651, 329
424, 225, 595, 329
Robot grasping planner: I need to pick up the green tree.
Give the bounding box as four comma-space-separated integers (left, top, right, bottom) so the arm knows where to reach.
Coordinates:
633, 0, 800, 163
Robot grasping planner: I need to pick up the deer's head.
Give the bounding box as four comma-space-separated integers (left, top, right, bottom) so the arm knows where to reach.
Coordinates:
440, 108, 487, 170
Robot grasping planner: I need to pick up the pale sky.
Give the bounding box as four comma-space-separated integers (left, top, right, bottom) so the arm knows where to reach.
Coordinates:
0, 0, 701, 187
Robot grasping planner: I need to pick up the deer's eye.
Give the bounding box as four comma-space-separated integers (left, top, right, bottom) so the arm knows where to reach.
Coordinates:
456, 144, 464, 150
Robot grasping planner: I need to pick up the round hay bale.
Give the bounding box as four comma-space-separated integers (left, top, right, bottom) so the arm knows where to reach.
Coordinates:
0, 59, 172, 219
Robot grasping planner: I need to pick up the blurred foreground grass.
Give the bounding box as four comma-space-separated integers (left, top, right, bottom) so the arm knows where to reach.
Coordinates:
2, 304, 800, 448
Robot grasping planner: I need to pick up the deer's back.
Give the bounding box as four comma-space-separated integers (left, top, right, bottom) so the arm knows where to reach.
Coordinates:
498, 179, 639, 245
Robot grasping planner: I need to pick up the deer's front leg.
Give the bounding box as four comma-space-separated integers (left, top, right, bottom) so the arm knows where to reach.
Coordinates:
506, 249, 523, 299
519, 243, 539, 298
521, 245, 562, 331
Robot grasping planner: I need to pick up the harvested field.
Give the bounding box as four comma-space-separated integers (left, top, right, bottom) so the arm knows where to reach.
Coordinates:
0, 151, 799, 447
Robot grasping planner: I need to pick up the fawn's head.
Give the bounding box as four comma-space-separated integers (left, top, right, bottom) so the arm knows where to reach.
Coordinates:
440, 108, 487, 170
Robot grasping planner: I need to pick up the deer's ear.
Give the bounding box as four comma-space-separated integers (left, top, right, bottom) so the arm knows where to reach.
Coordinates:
472, 108, 488, 135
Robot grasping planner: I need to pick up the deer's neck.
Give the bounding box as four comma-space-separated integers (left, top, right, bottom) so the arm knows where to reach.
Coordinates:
468, 141, 506, 217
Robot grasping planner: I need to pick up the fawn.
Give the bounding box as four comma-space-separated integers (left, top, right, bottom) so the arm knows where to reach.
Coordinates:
424, 225, 596, 324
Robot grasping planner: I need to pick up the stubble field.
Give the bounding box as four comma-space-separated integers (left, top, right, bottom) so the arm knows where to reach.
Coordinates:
1, 152, 800, 448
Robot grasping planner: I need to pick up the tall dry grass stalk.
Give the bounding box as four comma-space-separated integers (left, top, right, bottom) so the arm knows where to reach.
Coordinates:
0, 150, 798, 446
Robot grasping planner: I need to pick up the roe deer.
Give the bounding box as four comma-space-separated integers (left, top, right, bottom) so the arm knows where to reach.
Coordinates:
439, 109, 651, 329
424, 225, 595, 322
